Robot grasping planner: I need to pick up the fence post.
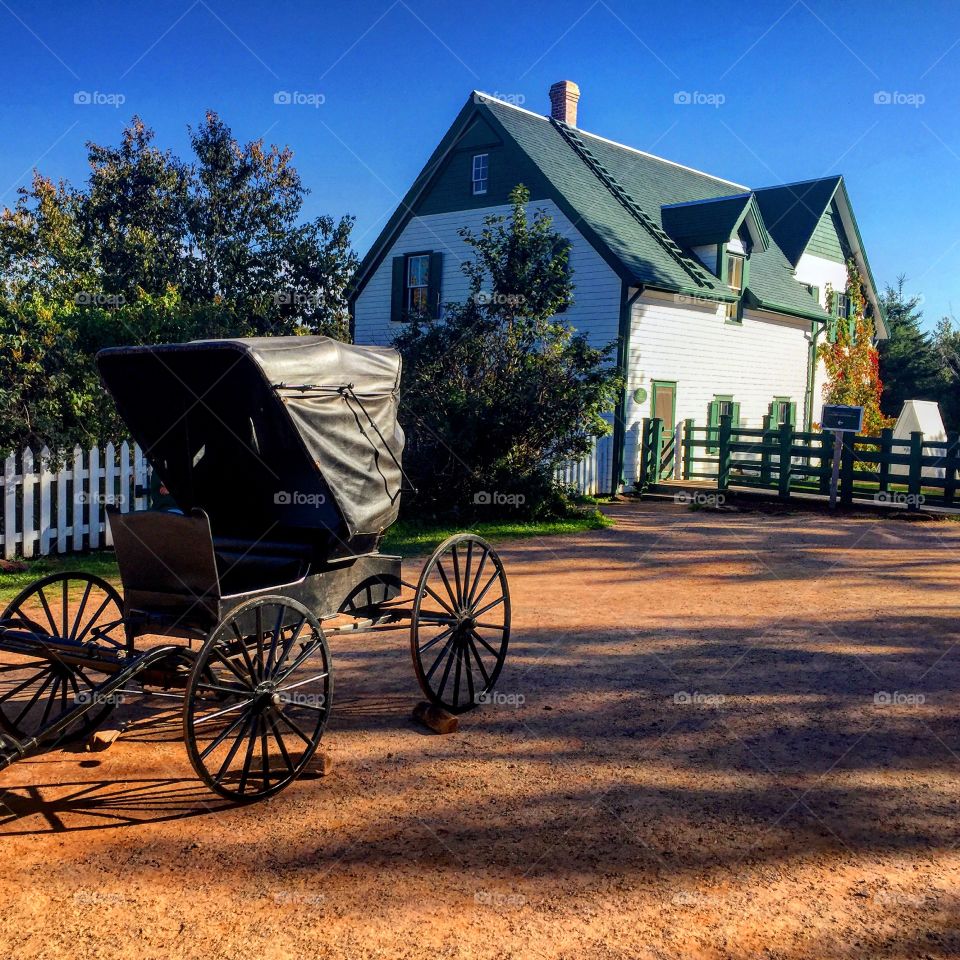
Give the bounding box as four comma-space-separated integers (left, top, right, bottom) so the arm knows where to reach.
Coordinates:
72, 445, 84, 552
878, 427, 893, 496
944, 432, 959, 507
717, 414, 732, 491
760, 425, 773, 487
840, 432, 856, 505
819, 431, 832, 495
682, 419, 694, 480
39, 447, 52, 555
778, 420, 793, 501
908, 431, 923, 512
22, 448, 35, 558
3, 453, 17, 561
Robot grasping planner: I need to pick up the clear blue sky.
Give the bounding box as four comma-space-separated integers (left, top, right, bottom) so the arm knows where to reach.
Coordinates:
2, 0, 958, 327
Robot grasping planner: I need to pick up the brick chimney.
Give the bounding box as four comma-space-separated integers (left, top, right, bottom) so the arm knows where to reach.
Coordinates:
549, 80, 580, 126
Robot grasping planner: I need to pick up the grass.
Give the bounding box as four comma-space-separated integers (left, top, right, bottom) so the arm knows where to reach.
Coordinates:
0, 509, 612, 604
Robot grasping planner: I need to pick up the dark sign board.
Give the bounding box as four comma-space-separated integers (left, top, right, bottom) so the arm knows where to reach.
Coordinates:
821, 404, 864, 433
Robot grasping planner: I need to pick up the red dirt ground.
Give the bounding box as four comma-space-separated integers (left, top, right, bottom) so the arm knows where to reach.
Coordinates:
3, 501, 960, 959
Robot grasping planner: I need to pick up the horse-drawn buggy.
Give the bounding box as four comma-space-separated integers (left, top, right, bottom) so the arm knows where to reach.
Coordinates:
0, 337, 511, 801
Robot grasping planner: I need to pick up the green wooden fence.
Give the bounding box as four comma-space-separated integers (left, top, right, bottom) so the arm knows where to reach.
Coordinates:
638, 415, 960, 512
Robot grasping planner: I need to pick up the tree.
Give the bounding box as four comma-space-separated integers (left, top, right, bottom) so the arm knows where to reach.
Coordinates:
877, 276, 940, 418
0, 114, 358, 454
931, 313, 960, 430
394, 185, 622, 520
818, 259, 892, 436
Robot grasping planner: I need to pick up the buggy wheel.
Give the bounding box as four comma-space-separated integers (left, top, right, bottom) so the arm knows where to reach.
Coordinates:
411, 535, 511, 714
184, 596, 332, 803
0, 573, 125, 743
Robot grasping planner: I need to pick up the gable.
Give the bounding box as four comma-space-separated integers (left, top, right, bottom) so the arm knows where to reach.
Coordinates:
804, 201, 848, 264
415, 114, 552, 217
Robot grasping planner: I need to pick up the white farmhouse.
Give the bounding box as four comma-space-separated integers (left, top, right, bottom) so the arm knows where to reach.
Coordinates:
349, 81, 887, 491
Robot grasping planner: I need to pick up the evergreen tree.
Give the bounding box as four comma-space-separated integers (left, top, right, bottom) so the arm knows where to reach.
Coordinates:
877, 276, 940, 418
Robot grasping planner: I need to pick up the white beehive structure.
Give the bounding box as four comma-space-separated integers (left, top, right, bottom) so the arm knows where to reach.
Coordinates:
890, 400, 947, 479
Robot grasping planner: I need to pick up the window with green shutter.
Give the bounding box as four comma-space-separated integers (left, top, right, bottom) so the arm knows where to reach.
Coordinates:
765, 397, 796, 429
707, 395, 739, 454
390, 251, 443, 321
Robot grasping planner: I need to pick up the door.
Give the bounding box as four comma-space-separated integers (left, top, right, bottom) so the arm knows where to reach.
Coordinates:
651, 381, 677, 479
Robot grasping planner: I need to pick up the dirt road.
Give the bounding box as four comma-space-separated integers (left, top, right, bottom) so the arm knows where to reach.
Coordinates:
3, 502, 960, 959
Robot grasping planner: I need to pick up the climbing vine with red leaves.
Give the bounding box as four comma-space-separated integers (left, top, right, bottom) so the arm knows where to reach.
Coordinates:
818, 259, 894, 436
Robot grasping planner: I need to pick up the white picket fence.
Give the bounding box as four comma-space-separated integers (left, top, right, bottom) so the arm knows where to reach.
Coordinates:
1, 443, 151, 560
554, 430, 615, 496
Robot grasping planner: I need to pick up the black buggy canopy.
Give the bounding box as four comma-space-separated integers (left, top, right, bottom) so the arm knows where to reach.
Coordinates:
96, 336, 405, 541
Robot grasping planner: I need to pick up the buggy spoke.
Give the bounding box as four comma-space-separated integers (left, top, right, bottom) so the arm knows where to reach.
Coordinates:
254, 607, 265, 681
61, 579, 69, 638
69, 580, 94, 640
450, 545, 463, 607
473, 595, 505, 618
436, 641, 458, 698
276, 673, 328, 693
74, 595, 113, 645
274, 707, 314, 746
260, 716, 271, 790
12, 670, 56, 726
422, 585, 456, 616
418, 625, 454, 654
269, 616, 307, 677
237, 715, 261, 794
215, 711, 256, 784
210, 647, 256, 689
267, 713, 296, 776
470, 570, 500, 610
463, 639, 475, 703
470, 629, 501, 658
452, 643, 463, 708
272, 641, 323, 686
435, 559, 459, 611
466, 549, 488, 606
199, 709, 251, 761
425, 632, 457, 680
40, 675, 62, 726
467, 635, 491, 685
36, 588, 59, 637
0, 666, 52, 702
194, 696, 256, 725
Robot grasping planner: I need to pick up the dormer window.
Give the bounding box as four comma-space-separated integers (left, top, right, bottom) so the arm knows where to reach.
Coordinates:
472, 154, 488, 195
725, 252, 745, 321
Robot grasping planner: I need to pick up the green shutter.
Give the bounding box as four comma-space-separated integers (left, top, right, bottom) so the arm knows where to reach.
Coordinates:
731, 402, 741, 426
764, 400, 775, 431
390, 256, 405, 322
788, 401, 797, 427
428, 251, 443, 319
707, 400, 720, 454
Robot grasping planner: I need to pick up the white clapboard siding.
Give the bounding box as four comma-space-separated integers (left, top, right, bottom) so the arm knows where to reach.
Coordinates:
0, 443, 151, 559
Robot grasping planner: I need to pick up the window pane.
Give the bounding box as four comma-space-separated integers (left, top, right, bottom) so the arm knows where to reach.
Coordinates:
407, 255, 429, 287
728, 256, 743, 291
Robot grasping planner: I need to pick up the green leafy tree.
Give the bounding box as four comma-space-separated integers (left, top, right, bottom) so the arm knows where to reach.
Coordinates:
0, 113, 358, 454
931, 313, 960, 430
878, 276, 941, 418
394, 185, 622, 519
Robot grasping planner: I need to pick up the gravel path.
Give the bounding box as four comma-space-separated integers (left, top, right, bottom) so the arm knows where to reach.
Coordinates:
3, 501, 959, 959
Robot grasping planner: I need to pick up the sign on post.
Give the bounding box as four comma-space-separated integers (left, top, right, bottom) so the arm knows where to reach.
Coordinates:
821, 405, 864, 507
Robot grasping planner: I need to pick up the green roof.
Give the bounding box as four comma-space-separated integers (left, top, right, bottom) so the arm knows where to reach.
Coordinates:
352, 93, 884, 328
753, 177, 843, 265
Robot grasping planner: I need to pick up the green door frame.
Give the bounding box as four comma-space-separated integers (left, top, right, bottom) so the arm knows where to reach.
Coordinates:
651, 380, 677, 430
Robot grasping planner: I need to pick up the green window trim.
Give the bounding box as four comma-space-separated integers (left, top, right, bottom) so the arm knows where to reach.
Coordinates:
707, 395, 740, 454
764, 397, 796, 430
719, 244, 747, 325
390, 250, 443, 321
